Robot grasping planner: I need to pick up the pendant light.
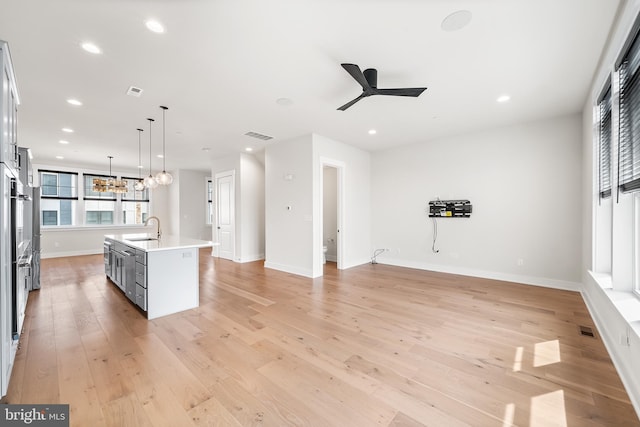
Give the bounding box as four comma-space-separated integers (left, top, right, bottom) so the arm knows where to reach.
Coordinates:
93, 156, 127, 193
143, 118, 158, 189
155, 105, 173, 185
134, 128, 146, 191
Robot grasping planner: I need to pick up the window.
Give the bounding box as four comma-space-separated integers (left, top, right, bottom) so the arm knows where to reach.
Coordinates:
206, 178, 213, 225
598, 84, 612, 199
121, 177, 149, 225
38, 168, 153, 227
83, 174, 116, 225
42, 211, 58, 226
39, 170, 78, 226
618, 27, 640, 195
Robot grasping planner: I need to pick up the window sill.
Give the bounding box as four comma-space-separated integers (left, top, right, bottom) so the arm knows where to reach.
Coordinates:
42, 224, 149, 232
589, 271, 640, 338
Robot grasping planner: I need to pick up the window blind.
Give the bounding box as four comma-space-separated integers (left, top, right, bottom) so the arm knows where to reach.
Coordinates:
618, 29, 640, 194
598, 85, 612, 199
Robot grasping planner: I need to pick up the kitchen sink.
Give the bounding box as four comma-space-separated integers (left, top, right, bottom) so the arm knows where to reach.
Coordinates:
126, 237, 158, 242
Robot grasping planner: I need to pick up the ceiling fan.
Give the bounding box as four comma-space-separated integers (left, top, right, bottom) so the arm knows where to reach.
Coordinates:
337, 63, 427, 111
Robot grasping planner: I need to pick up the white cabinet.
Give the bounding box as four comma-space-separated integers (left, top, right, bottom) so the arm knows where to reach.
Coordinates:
0, 41, 19, 174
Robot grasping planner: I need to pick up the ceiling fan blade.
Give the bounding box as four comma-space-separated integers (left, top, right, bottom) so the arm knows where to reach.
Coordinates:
376, 87, 427, 97
337, 94, 366, 111
341, 63, 371, 91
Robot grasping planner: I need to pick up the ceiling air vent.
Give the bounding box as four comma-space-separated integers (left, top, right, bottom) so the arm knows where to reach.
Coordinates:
244, 131, 273, 141
126, 86, 143, 97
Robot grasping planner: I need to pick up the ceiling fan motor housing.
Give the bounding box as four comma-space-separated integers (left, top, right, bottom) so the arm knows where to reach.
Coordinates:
364, 68, 377, 88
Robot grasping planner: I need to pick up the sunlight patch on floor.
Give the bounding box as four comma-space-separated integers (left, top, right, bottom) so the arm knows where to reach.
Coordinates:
533, 340, 561, 368
530, 390, 567, 427
513, 346, 523, 372
502, 402, 515, 427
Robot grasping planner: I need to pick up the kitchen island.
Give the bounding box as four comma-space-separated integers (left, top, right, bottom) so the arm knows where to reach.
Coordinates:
104, 233, 212, 319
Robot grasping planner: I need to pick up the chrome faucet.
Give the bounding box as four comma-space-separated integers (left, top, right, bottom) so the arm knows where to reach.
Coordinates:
144, 216, 162, 239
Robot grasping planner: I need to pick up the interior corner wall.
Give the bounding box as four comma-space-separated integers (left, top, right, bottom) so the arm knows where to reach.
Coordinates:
370, 114, 583, 290
312, 133, 371, 276
264, 135, 314, 276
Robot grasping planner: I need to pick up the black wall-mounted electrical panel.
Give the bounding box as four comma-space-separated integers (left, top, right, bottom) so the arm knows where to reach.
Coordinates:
428, 199, 472, 218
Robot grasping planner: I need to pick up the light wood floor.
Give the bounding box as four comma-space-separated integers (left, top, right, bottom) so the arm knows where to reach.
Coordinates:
2, 249, 638, 426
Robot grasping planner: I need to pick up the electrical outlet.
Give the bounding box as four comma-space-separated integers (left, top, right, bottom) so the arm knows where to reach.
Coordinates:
620, 329, 631, 346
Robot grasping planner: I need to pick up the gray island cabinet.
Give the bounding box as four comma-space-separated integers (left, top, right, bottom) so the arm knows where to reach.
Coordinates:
104, 234, 212, 319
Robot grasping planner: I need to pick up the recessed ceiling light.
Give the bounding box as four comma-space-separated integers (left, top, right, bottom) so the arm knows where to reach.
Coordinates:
59, 140, 70, 145
245, 147, 253, 152
157, 154, 164, 158
138, 165, 144, 169
276, 97, 293, 106
55, 155, 64, 160
497, 94, 511, 103
441, 10, 472, 32
81, 42, 101, 54
368, 129, 377, 135
67, 98, 82, 106
61, 127, 74, 133
145, 20, 165, 33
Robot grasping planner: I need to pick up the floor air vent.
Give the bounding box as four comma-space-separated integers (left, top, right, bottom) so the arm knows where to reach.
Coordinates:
579, 325, 595, 338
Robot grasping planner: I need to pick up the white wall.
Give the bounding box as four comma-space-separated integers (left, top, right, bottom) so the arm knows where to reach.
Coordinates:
323, 166, 337, 261
370, 114, 583, 290
264, 135, 314, 276
177, 169, 211, 240
167, 172, 180, 236
239, 153, 265, 262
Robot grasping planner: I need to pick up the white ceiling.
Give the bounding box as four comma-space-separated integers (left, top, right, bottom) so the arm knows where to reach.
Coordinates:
0, 0, 621, 173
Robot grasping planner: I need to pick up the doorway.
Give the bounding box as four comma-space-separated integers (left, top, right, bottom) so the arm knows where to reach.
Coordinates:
319, 158, 344, 273
323, 166, 338, 267
215, 170, 235, 260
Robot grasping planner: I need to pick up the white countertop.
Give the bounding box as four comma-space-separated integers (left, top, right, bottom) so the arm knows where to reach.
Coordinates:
105, 233, 215, 252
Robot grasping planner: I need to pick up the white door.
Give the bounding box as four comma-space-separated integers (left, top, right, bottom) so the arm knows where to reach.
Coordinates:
215, 171, 234, 260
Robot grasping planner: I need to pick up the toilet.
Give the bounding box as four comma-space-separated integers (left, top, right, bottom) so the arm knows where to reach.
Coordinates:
323, 245, 328, 264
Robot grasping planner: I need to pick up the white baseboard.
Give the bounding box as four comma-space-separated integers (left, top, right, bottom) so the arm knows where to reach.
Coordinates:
264, 261, 313, 278
239, 253, 265, 263
378, 257, 581, 292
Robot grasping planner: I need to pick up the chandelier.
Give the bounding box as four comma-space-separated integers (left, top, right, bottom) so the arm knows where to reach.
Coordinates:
93, 156, 127, 193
